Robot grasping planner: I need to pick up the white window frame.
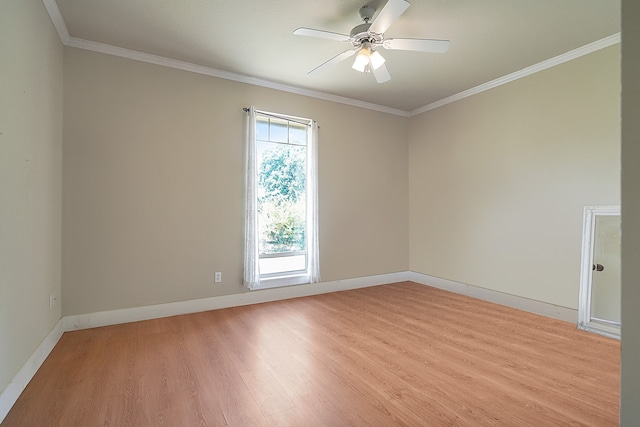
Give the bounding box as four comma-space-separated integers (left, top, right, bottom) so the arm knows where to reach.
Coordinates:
243, 107, 320, 290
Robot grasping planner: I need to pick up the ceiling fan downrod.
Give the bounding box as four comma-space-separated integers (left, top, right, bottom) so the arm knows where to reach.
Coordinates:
351, 5, 381, 45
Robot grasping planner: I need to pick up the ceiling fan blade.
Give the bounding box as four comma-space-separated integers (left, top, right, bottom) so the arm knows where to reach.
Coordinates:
308, 49, 357, 75
372, 62, 391, 83
368, 0, 410, 34
383, 38, 450, 53
294, 27, 350, 42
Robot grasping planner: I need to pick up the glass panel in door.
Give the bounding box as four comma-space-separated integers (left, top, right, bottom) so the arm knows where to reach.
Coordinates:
590, 214, 621, 325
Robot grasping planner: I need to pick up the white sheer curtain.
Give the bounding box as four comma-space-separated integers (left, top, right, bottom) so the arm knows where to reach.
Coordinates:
243, 106, 260, 289
308, 121, 321, 283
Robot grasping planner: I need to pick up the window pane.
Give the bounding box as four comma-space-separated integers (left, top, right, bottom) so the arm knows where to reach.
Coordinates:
257, 142, 306, 255
259, 254, 306, 275
289, 123, 307, 145
258, 200, 306, 253
269, 118, 288, 143
256, 118, 269, 141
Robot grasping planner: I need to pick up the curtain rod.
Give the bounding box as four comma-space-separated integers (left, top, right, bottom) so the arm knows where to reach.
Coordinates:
243, 107, 316, 128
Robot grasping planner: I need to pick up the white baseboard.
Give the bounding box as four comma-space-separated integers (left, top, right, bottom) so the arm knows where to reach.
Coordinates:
408, 271, 578, 323
1, 270, 578, 423
0, 318, 64, 423
63, 271, 411, 331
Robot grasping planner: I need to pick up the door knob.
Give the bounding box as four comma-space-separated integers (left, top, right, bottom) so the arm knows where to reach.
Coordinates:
592, 263, 605, 272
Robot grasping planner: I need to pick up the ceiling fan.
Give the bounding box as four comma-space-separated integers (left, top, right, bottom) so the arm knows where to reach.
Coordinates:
293, 0, 450, 83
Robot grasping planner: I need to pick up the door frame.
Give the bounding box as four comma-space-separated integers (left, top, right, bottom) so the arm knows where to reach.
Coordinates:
578, 205, 621, 339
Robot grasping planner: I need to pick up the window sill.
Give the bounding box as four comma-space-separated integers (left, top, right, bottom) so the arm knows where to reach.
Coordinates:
254, 274, 310, 290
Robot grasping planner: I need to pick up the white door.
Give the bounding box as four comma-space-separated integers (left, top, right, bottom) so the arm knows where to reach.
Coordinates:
578, 206, 620, 339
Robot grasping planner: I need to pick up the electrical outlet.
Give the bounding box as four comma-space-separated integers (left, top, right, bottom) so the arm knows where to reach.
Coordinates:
214, 272, 222, 283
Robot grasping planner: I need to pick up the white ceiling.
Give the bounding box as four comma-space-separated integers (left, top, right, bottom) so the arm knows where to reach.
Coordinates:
51, 0, 620, 113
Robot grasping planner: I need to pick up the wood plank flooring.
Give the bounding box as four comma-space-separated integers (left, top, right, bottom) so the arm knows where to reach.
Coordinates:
2, 282, 620, 426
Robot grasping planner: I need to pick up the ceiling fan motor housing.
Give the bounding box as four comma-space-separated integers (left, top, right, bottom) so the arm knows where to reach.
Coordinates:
350, 23, 383, 46
350, 23, 372, 39
351, 5, 382, 45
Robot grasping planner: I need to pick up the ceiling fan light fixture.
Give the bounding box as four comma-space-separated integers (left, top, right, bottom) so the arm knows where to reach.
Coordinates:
295, 0, 450, 83
369, 50, 385, 70
352, 47, 370, 72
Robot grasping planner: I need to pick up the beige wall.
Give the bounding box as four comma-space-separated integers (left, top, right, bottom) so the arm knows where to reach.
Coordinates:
62, 48, 409, 315
620, 0, 640, 422
408, 46, 620, 310
0, 0, 63, 392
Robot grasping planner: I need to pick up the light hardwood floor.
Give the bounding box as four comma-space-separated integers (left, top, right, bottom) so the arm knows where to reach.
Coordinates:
2, 282, 620, 426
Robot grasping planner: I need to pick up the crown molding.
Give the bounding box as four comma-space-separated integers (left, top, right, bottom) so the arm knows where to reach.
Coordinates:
42, 0, 69, 43
42, 0, 618, 118
40, 0, 406, 116
409, 33, 621, 117
64, 37, 409, 117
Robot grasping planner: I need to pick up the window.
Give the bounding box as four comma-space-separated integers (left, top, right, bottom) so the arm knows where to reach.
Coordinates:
244, 107, 320, 289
